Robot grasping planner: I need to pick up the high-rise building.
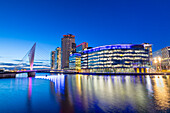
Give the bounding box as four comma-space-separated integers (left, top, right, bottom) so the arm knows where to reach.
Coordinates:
61, 34, 75, 69
51, 51, 55, 69
55, 47, 61, 70
76, 42, 88, 53
72, 43, 76, 53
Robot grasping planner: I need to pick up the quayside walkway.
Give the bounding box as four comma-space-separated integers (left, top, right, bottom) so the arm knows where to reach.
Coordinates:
0, 70, 169, 78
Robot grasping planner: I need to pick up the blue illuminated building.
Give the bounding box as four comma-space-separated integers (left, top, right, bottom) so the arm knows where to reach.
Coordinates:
82, 44, 150, 72
69, 44, 151, 73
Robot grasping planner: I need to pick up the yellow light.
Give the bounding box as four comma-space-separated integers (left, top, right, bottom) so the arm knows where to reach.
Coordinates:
158, 57, 161, 62
154, 60, 157, 63
154, 58, 157, 63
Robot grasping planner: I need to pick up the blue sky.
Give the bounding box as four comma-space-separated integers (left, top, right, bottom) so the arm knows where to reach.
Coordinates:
0, 0, 170, 69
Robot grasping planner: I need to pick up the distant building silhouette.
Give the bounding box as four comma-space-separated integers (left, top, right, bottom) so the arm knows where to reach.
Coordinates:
55, 47, 61, 70
51, 51, 55, 69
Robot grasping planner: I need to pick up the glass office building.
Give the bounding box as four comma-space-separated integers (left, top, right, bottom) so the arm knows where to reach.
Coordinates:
153, 46, 170, 71
69, 53, 81, 70
81, 44, 150, 72
76, 42, 88, 53
81, 44, 150, 73
69, 42, 88, 70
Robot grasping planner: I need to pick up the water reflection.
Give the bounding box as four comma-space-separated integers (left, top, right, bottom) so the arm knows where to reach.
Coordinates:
152, 76, 170, 110
28, 77, 32, 101
36, 75, 74, 113
36, 74, 170, 112
27, 77, 32, 113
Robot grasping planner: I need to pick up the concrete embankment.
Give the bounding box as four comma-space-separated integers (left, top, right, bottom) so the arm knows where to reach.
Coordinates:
0, 73, 16, 78
62, 72, 170, 75
0, 71, 169, 78
0, 71, 36, 78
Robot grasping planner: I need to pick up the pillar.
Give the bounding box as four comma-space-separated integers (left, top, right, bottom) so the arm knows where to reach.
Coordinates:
28, 72, 36, 77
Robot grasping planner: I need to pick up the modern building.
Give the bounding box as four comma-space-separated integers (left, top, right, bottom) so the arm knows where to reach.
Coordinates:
76, 42, 88, 53
69, 44, 150, 73
69, 42, 88, 71
61, 34, 76, 69
69, 53, 81, 70
51, 51, 55, 69
153, 46, 170, 71
55, 47, 61, 70
142, 43, 152, 63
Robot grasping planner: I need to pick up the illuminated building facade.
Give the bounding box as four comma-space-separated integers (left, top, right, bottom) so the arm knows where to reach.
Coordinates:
69, 53, 81, 70
69, 44, 150, 73
142, 43, 152, 64
69, 42, 88, 70
82, 44, 150, 72
153, 46, 170, 70
61, 34, 76, 69
51, 51, 55, 69
55, 47, 61, 70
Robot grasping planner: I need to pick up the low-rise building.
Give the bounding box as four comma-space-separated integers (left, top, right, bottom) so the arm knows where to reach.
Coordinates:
69, 53, 81, 70
69, 44, 150, 73
153, 46, 170, 71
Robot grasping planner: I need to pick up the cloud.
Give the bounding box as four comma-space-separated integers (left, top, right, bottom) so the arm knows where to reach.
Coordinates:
0, 63, 16, 66
36, 60, 50, 61
34, 61, 43, 63
0, 56, 51, 70
13, 59, 23, 62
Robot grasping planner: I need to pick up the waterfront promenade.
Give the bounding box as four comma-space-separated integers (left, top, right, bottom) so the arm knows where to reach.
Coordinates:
0, 70, 170, 78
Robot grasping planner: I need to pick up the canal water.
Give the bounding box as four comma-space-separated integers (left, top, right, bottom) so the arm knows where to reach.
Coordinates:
0, 73, 169, 113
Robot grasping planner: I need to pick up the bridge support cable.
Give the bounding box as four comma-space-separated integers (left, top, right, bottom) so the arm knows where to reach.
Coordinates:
14, 49, 30, 71
14, 43, 51, 71
14, 43, 36, 71
33, 45, 51, 69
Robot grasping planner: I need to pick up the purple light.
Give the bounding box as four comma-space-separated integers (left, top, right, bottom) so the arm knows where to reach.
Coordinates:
83, 44, 132, 53
70, 53, 81, 57
28, 78, 32, 100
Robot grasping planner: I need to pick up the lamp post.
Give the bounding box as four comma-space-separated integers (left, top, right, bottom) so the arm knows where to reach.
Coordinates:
154, 58, 158, 72
158, 57, 162, 72
153, 57, 162, 72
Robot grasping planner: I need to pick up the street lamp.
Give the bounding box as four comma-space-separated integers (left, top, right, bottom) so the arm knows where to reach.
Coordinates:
158, 57, 162, 72
153, 57, 162, 72
158, 57, 161, 62
154, 58, 158, 72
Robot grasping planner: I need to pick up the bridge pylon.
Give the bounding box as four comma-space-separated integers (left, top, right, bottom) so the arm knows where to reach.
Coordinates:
28, 43, 36, 71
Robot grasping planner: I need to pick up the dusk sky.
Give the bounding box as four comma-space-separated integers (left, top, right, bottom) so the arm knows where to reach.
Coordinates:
0, 0, 170, 69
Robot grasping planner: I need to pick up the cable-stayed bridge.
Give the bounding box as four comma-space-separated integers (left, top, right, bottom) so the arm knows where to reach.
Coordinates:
0, 43, 65, 78
14, 43, 50, 71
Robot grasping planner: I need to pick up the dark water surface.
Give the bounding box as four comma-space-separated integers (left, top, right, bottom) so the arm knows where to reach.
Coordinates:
0, 73, 169, 113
